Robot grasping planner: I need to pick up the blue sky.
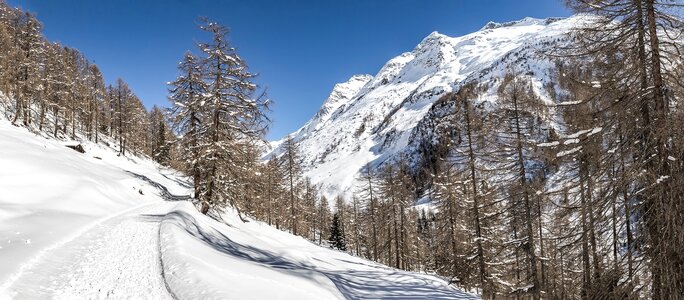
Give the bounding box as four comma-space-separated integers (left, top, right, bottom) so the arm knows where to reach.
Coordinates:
7, 0, 569, 140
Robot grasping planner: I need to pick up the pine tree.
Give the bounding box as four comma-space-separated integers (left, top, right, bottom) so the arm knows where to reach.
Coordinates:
281, 135, 303, 235
87, 64, 105, 143
494, 74, 548, 299
348, 193, 362, 256
329, 212, 346, 251
317, 196, 331, 245
195, 19, 269, 215
12, 11, 43, 126
168, 52, 206, 199
301, 178, 319, 241
261, 154, 285, 226
357, 163, 380, 261
149, 106, 170, 165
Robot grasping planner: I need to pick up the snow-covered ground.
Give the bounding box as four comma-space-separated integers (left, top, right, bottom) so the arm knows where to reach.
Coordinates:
161, 202, 476, 299
0, 119, 476, 298
0, 118, 191, 298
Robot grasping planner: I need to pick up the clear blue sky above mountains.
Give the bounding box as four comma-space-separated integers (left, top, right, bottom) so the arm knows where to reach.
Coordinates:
7, 0, 570, 139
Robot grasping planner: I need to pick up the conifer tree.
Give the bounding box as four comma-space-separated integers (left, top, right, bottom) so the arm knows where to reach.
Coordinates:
195, 19, 269, 215
317, 196, 331, 245
357, 164, 380, 261
281, 135, 303, 235
329, 212, 347, 251
168, 52, 206, 199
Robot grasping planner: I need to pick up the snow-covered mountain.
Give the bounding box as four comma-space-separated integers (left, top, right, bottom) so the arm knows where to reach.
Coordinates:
267, 16, 583, 199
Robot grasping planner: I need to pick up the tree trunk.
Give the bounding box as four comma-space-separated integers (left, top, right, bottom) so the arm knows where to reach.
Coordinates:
463, 97, 488, 293
512, 87, 540, 300
368, 172, 378, 262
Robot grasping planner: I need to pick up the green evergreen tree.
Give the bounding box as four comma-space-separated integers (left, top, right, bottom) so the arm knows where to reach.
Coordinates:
155, 119, 169, 165
329, 213, 346, 251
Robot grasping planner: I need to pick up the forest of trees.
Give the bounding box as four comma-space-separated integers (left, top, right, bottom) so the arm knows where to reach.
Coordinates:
3, 0, 683, 299
0, 2, 175, 165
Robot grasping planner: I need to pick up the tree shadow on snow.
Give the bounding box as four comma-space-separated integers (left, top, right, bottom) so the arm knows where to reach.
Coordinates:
159, 171, 193, 189
157, 210, 478, 300
125, 171, 192, 202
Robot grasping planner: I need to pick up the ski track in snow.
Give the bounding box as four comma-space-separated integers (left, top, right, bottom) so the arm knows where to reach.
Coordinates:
3, 202, 176, 299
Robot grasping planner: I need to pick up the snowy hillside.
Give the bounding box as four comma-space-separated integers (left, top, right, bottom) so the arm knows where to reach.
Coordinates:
0, 118, 475, 298
266, 16, 583, 199
0, 118, 192, 298
161, 202, 476, 300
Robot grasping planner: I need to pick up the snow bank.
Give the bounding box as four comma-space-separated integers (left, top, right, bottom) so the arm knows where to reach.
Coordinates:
160, 202, 477, 299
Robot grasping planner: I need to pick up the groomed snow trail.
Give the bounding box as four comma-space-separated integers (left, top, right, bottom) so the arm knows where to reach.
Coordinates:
3, 201, 177, 299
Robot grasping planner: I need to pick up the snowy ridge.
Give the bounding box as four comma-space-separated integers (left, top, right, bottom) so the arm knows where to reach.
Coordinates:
314, 74, 374, 126
479, 17, 563, 31
267, 16, 584, 199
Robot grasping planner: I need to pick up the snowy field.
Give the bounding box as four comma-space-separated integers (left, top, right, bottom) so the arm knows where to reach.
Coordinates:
0, 120, 476, 299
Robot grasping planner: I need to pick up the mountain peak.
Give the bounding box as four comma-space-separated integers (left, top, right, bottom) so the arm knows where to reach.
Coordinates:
480, 16, 563, 31
348, 74, 373, 82
308, 74, 372, 128
426, 31, 446, 39
417, 31, 450, 47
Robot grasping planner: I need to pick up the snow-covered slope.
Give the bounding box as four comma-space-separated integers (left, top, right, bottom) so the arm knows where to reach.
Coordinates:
0, 114, 474, 298
160, 202, 476, 299
0, 118, 191, 298
268, 74, 373, 152
266, 16, 582, 199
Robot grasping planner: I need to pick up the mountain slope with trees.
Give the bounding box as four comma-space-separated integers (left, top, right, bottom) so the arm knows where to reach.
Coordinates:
264, 3, 684, 298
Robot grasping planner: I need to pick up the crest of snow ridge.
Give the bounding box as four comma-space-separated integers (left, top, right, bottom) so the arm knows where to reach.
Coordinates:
480, 16, 563, 31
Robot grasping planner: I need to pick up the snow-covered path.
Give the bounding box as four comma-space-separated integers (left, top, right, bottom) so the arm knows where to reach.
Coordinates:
0, 120, 476, 299
2, 201, 176, 299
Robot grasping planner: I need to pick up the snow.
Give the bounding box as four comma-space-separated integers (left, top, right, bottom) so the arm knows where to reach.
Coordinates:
5, 202, 177, 299
537, 141, 560, 147
160, 202, 476, 299
588, 127, 603, 136
656, 175, 670, 184
557, 146, 582, 158
479, 17, 563, 31
557, 100, 582, 106
563, 138, 580, 145
565, 128, 597, 139
0, 118, 475, 298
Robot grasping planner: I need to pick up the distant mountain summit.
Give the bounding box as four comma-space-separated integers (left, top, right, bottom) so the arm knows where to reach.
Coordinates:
480, 16, 564, 30
266, 15, 582, 199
